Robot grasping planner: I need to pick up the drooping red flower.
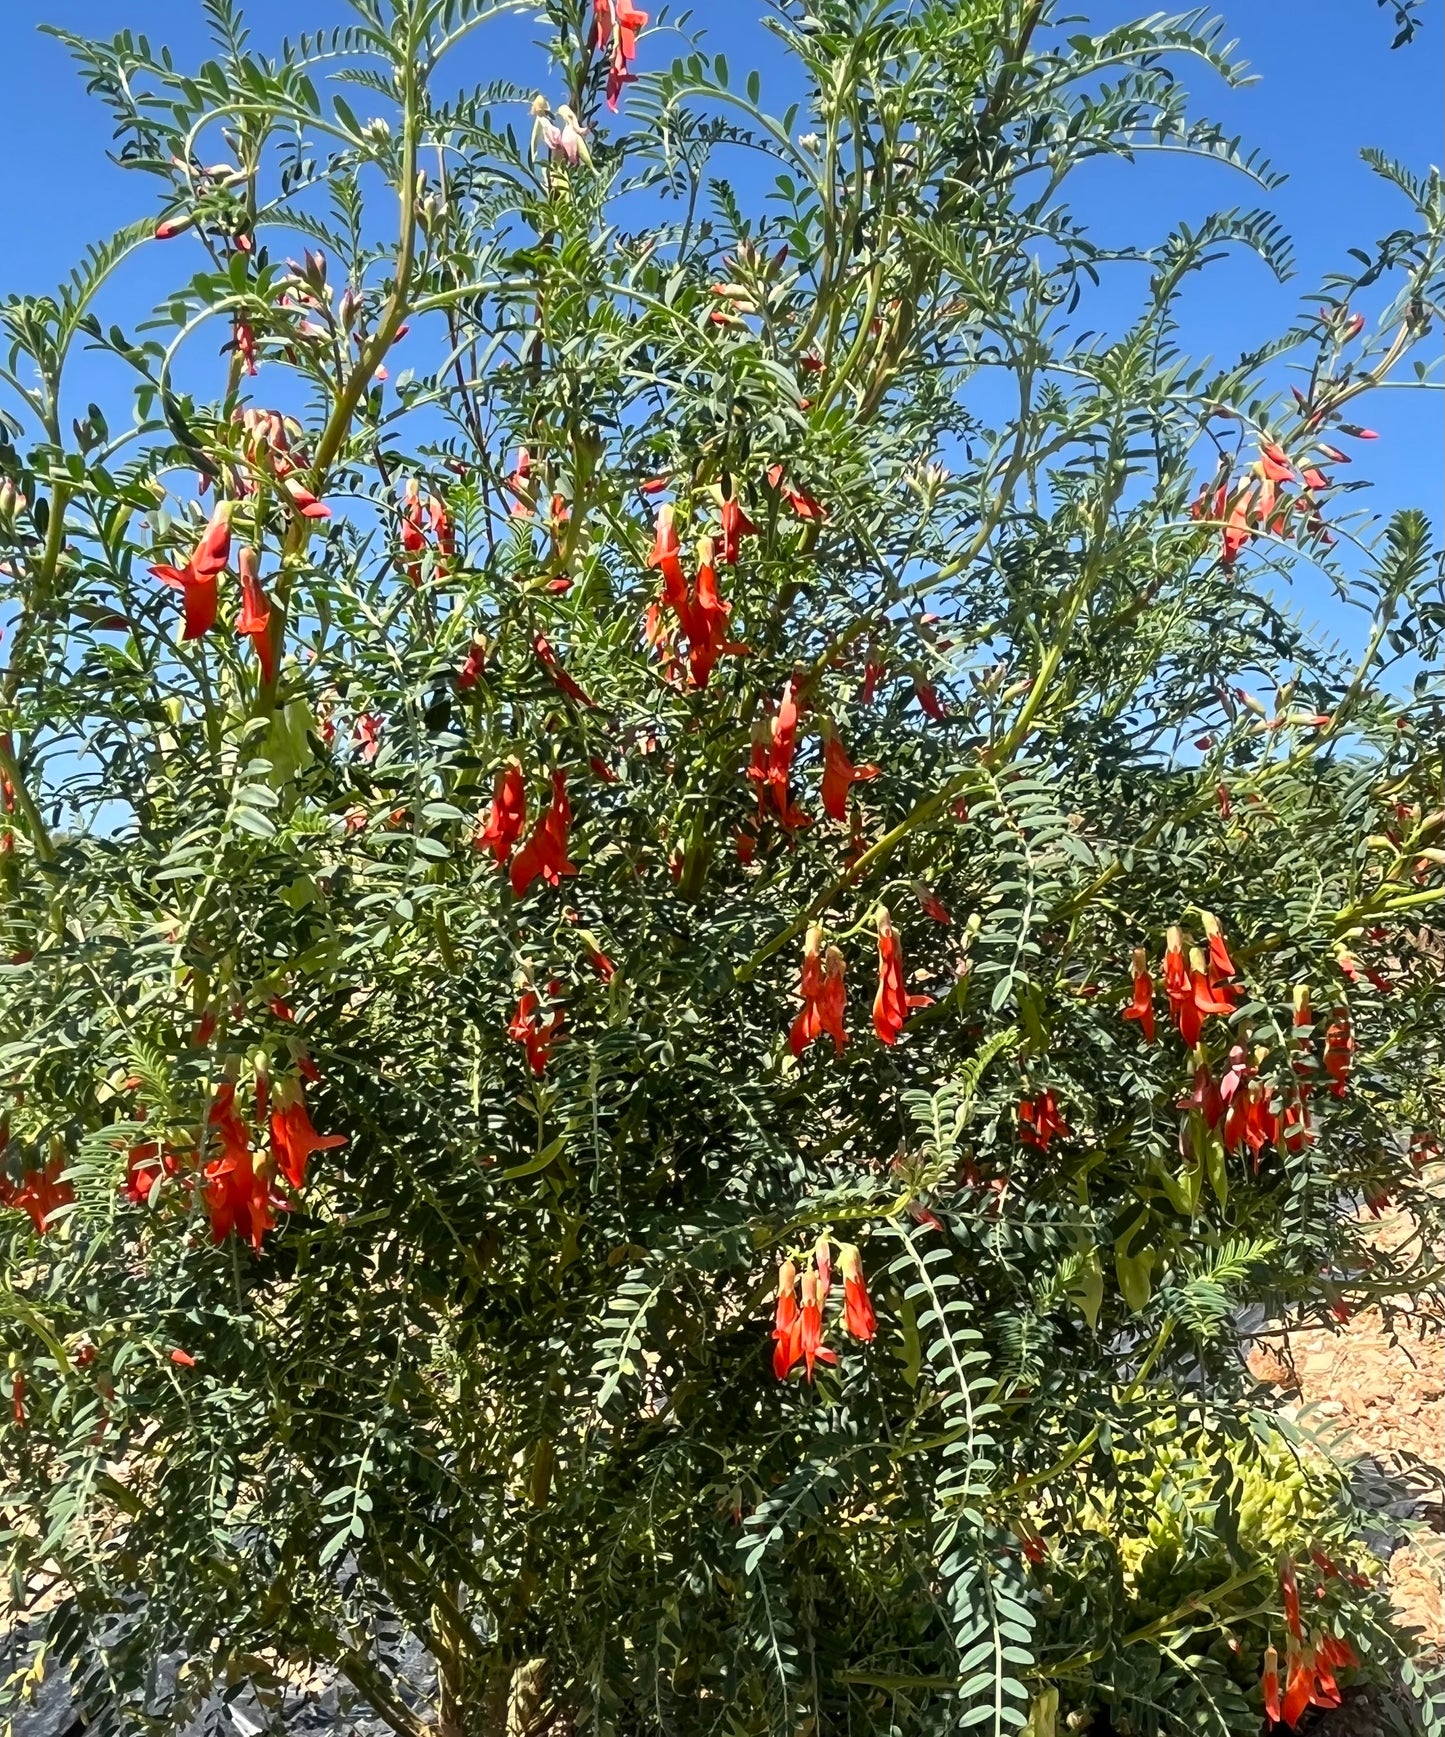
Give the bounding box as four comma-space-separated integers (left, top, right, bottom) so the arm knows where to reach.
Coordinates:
234, 317, 258, 376
797, 1267, 837, 1380
762, 680, 810, 829
592, 0, 649, 111
685, 538, 746, 687
282, 477, 331, 519
789, 925, 848, 1058
269, 1080, 346, 1191
820, 728, 880, 822
766, 463, 827, 522
508, 987, 565, 1076
203, 1083, 278, 1251
1261, 1645, 1282, 1724
1180, 1052, 1223, 1129
912, 882, 951, 924
839, 1243, 876, 1341
150, 501, 234, 640
1019, 1089, 1070, 1151
1280, 1646, 1312, 1728
1221, 485, 1255, 567
647, 502, 685, 593
1200, 910, 1236, 979
1190, 947, 1237, 1020
400, 477, 428, 582
1323, 1013, 1354, 1098
1122, 947, 1156, 1043
1280, 1556, 1303, 1641
872, 907, 930, 1045
719, 490, 757, 565
771, 1258, 801, 1378
235, 546, 275, 683
457, 638, 487, 691
914, 676, 948, 720
510, 769, 577, 895
0, 1157, 74, 1234
534, 632, 597, 707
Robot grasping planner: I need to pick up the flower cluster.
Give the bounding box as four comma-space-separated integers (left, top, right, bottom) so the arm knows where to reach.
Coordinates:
771, 1236, 876, 1380
1260, 1553, 1367, 1727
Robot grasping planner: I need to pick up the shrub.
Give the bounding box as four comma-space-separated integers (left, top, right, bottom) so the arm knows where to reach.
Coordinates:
1, 2, 1441, 1733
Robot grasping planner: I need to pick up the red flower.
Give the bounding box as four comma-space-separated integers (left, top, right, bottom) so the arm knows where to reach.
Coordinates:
912, 882, 951, 925
234, 547, 275, 683
820, 728, 879, 822
766, 463, 827, 522
1280, 1556, 1303, 1641
282, 478, 331, 519
1260, 443, 1295, 484
862, 650, 885, 704
1280, 1646, 1312, 1727
771, 1258, 801, 1378
1019, 1089, 1070, 1151
10, 1370, 24, 1426
1200, 910, 1236, 979
1221, 485, 1255, 567
169, 1349, 197, 1368
1190, 947, 1237, 1019
0, 1157, 73, 1234
204, 1083, 279, 1251
457, 638, 487, 690
354, 713, 384, 763
1122, 947, 1156, 1043
872, 907, 930, 1044
797, 1267, 837, 1380
593, 0, 649, 110
685, 538, 746, 687
762, 680, 810, 829
510, 769, 577, 895
505, 447, 535, 516
269, 1080, 346, 1191
1180, 1052, 1223, 1129
1323, 1013, 1353, 1098
719, 491, 757, 565
839, 1243, 876, 1341
150, 501, 233, 640
1216, 782, 1232, 819
789, 924, 847, 1057
1261, 1645, 1281, 1723
914, 676, 948, 720
234, 318, 258, 376
534, 632, 597, 707
508, 988, 565, 1076
647, 503, 685, 593
476, 762, 527, 866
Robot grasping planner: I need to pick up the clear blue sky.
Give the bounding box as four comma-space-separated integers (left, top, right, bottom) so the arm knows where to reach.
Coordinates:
1, 0, 1440, 620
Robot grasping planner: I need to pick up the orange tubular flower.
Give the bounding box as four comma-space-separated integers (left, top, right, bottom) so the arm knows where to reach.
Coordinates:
533, 632, 597, 708
203, 1083, 277, 1251
269, 1079, 346, 1192
820, 728, 879, 822
647, 503, 685, 594
685, 537, 745, 688
1122, 947, 1156, 1043
839, 1243, 876, 1341
797, 1267, 837, 1380
476, 762, 527, 866
872, 908, 930, 1045
1261, 1645, 1282, 1723
1323, 1013, 1354, 1098
771, 1258, 801, 1378
1280, 1556, 1303, 1641
1018, 1089, 1070, 1152
150, 500, 233, 640
508, 988, 565, 1076
510, 768, 577, 895
788, 923, 826, 1058
1200, 910, 1236, 979
0, 1157, 74, 1235
1190, 947, 1237, 1020
235, 547, 275, 683
1279, 1646, 1311, 1727
719, 491, 757, 565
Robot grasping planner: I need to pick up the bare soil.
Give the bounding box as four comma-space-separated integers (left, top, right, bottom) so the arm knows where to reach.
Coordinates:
1247, 1195, 1444, 1730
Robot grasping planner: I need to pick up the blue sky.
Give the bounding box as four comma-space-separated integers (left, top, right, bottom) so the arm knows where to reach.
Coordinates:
1, 0, 1440, 629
